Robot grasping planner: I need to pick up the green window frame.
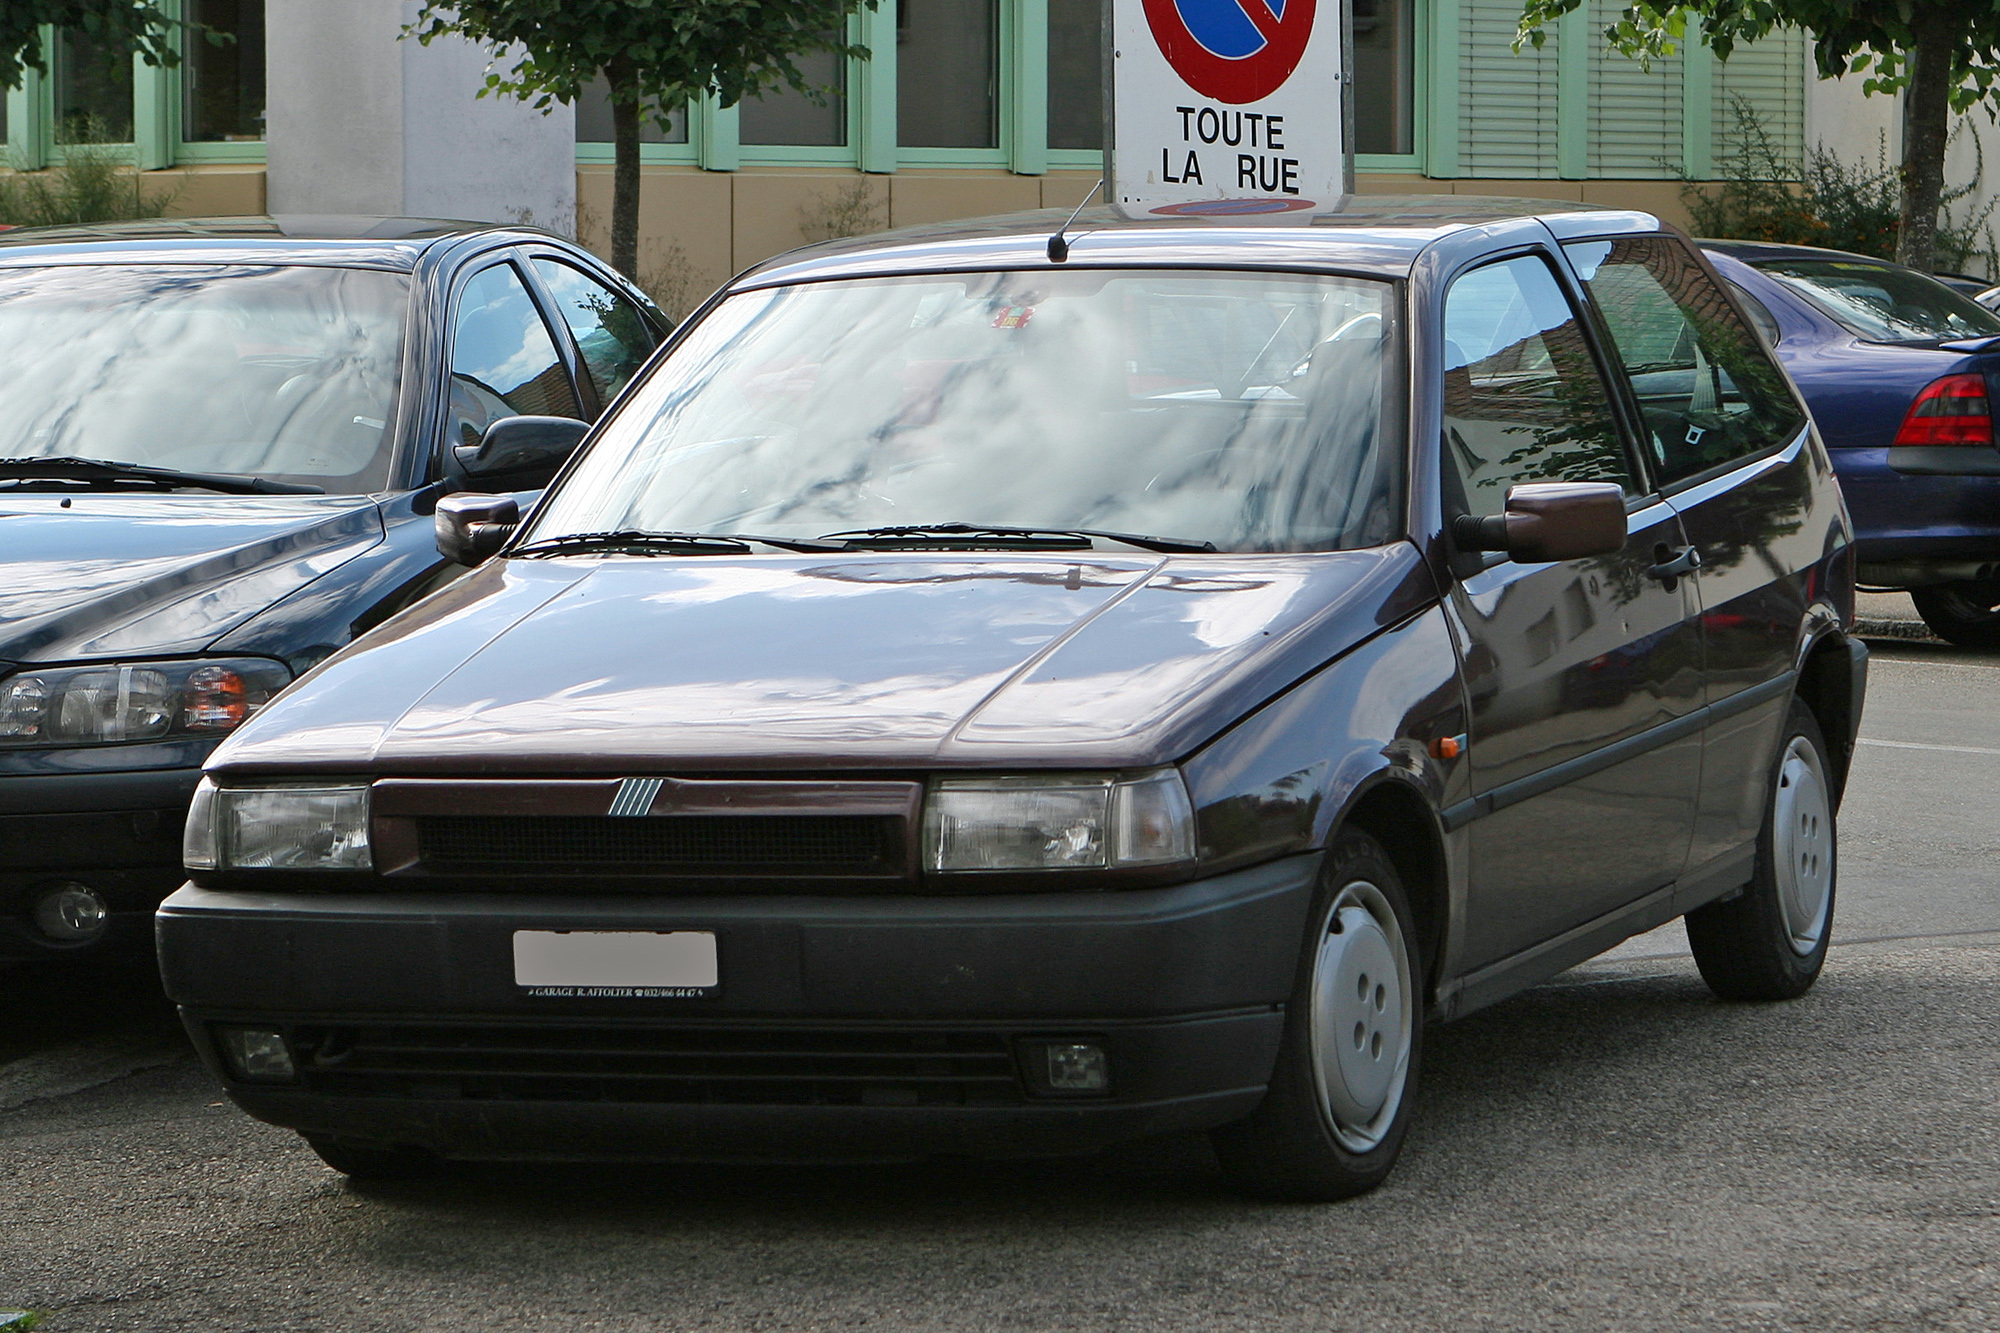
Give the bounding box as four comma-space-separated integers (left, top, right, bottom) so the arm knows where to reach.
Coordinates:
577, 5, 1028, 175
2, 4, 268, 172
571, 0, 1426, 179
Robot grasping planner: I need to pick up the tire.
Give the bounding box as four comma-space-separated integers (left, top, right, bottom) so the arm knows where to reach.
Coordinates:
301, 1133, 442, 1181
1911, 581, 2000, 649
1212, 829, 1423, 1202
1685, 699, 1836, 1001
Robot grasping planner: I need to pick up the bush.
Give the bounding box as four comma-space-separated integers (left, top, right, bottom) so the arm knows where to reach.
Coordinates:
1685, 95, 1998, 277
0, 135, 176, 229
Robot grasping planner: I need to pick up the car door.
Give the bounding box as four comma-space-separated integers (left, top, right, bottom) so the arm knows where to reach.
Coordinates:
525, 255, 663, 416
444, 257, 588, 467
1562, 235, 1821, 897
1438, 251, 1704, 971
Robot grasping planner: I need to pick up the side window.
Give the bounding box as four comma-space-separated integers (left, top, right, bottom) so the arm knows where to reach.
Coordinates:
1723, 278, 1784, 348
532, 259, 659, 407
447, 262, 582, 452
1441, 255, 1634, 524
1564, 236, 1805, 486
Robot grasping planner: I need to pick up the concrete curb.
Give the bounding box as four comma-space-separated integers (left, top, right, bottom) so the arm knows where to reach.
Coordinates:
1854, 617, 1944, 644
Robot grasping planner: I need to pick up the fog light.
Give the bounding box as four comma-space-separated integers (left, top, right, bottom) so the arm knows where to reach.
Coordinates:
31, 882, 107, 942
1044, 1043, 1109, 1093
217, 1027, 296, 1083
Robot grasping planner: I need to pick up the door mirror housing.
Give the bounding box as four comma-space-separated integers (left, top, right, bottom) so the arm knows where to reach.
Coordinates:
436, 492, 520, 565
453, 415, 589, 488
1452, 482, 1627, 563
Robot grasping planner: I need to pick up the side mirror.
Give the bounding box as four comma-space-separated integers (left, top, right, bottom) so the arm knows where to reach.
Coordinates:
436, 492, 520, 565
454, 415, 590, 487
1451, 481, 1627, 563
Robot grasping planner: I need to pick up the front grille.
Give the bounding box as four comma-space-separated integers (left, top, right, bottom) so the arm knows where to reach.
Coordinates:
415, 815, 903, 874
282, 1022, 1025, 1106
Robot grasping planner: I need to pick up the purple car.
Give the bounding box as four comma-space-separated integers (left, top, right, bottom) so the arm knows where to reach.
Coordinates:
1704, 242, 2000, 646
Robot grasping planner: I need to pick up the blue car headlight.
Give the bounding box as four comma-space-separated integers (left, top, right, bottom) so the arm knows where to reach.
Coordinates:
0, 658, 289, 748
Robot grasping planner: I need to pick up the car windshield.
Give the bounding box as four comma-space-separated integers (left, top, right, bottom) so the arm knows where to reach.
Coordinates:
0, 263, 410, 492
1753, 258, 2000, 344
526, 268, 1400, 553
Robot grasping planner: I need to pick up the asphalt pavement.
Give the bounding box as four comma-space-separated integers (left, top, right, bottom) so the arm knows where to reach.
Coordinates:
2, 601, 1996, 1332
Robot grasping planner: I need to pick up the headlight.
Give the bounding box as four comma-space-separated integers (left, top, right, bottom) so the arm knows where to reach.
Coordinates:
923, 769, 1195, 872
0, 658, 289, 748
183, 778, 372, 872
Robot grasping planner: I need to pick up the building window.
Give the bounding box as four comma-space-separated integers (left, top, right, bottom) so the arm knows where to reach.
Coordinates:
1353, 0, 1415, 156
740, 45, 847, 146
574, 75, 688, 145
1047, 0, 1102, 151
898, 0, 999, 149
183, 0, 264, 142
54, 26, 133, 143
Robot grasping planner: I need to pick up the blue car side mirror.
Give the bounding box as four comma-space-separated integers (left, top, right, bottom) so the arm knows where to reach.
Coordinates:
454, 415, 589, 487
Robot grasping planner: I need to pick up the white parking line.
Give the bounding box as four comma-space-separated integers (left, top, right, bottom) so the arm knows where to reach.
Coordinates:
1857, 737, 2000, 758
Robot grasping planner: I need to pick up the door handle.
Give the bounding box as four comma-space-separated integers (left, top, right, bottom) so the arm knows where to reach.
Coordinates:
1647, 543, 1702, 587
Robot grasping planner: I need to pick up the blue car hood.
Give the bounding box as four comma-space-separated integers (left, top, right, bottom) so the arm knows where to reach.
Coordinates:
0, 493, 383, 663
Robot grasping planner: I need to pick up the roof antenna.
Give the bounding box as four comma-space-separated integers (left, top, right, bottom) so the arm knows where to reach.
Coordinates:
1047, 179, 1103, 263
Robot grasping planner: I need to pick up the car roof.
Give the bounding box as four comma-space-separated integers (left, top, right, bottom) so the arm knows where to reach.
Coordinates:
0, 215, 556, 270
740, 196, 1661, 287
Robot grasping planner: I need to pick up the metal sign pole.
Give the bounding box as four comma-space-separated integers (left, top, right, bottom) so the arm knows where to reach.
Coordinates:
1341, 0, 1355, 196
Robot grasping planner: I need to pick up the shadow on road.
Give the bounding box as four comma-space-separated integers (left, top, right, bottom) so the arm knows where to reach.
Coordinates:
0, 949, 181, 1065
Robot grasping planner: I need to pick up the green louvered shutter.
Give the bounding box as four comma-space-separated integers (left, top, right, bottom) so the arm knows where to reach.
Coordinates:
1589, 0, 1682, 177
1712, 26, 1807, 171
1459, 0, 1559, 178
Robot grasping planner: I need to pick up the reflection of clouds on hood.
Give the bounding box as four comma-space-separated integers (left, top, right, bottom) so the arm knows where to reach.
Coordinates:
393, 669, 1012, 753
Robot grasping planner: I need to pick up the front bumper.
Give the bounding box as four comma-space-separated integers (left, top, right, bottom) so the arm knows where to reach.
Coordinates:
158, 854, 1321, 1161
0, 766, 203, 961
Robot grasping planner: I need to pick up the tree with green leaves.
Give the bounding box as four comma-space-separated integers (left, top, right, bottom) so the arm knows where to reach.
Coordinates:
1517, 2, 2000, 273
1, 2, 187, 96
410, 0, 878, 278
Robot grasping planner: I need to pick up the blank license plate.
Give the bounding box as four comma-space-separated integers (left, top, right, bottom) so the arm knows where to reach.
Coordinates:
513, 930, 717, 997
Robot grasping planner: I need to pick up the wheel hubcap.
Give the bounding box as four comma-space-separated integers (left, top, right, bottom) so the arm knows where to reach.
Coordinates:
1773, 736, 1832, 956
1309, 880, 1413, 1152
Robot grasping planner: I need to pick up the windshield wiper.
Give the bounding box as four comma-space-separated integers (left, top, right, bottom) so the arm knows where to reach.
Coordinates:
510, 529, 847, 558
0, 456, 324, 496
821, 522, 1216, 553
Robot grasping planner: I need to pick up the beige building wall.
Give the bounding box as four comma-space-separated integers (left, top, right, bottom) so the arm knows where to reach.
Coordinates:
7, 162, 1706, 312
576, 165, 1709, 317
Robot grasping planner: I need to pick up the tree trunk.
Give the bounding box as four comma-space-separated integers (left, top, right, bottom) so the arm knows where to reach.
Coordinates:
607, 55, 641, 280
1895, 13, 1954, 273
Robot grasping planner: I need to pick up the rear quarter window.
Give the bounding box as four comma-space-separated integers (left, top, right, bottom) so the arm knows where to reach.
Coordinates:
1565, 236, 1805, 486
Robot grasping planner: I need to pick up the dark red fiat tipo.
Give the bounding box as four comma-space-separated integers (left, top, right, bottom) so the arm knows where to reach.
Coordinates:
158, 199, 1866, 1200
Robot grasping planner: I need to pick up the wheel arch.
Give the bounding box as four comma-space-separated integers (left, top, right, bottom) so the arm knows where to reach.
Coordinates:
1334, 776, 1449, 995
1794, 628, 1866, 804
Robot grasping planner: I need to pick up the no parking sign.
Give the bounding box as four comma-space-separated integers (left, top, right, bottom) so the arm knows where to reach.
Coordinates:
1110, 0, 1349, 214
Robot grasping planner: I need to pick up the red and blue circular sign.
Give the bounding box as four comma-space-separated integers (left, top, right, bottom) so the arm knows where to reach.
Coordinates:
1143, 0, 1318, 105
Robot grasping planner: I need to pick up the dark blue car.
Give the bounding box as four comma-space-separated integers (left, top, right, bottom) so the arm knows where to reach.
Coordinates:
0, 217, 666, 961
1704, 242, 2000, 645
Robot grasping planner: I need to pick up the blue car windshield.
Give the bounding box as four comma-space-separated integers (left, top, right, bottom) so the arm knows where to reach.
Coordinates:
0, 264, 409, 492
528, 269, 1401, 554
1756, 258, 2000, 345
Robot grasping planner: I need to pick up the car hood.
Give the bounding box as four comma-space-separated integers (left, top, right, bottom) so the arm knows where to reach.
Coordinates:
211, 544, 1434, 775
0, 494, 383, 663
